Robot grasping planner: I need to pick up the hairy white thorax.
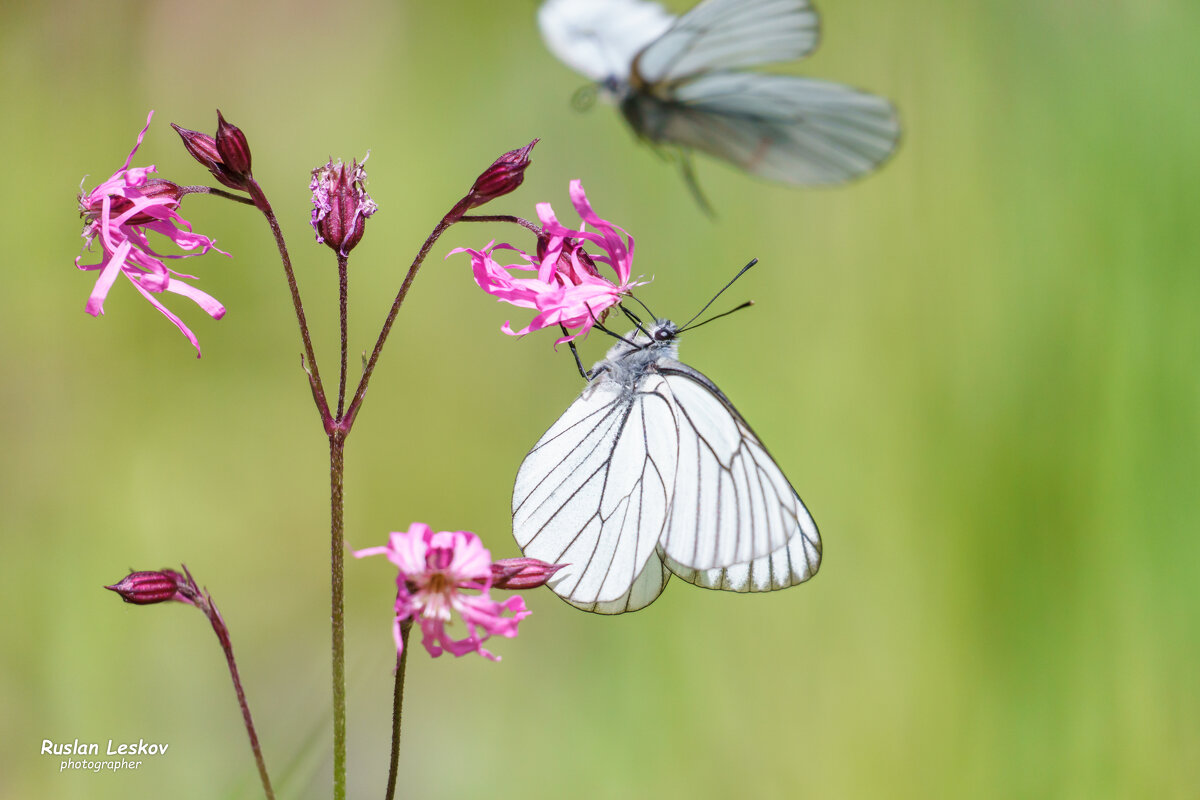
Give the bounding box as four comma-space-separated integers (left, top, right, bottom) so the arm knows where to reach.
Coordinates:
589, 319, 680, 388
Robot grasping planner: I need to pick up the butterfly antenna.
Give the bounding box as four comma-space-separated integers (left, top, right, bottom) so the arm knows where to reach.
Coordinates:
680, 153, 716, 219
678, 300, 755, 334
626, 292, 658, 321
679, 258, 758, 331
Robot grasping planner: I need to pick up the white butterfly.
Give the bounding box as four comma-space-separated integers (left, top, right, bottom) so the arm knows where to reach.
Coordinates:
538, 0, 901, 208
513, 315, 822, 613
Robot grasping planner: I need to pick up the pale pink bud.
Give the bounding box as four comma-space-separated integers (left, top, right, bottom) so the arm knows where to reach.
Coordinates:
491, 557, 565, 590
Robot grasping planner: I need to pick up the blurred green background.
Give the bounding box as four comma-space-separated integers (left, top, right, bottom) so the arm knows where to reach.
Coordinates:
3, 0, 1198, 797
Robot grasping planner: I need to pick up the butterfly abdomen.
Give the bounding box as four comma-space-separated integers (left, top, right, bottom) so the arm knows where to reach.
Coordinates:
620, 93, 672, 144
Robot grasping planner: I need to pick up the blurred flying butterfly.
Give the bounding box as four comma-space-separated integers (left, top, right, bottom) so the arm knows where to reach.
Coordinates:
538, 0, 901, 213
512, 262, 821, 613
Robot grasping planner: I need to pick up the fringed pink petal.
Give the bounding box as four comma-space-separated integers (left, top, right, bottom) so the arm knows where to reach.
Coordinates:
121, 111, 155, 172
129, 278, 203, 358
165, 279, 226, 320
84, 244, 129, 317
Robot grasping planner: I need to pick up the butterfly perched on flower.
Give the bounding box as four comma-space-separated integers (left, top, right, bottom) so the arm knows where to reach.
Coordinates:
513, 285, 821, 613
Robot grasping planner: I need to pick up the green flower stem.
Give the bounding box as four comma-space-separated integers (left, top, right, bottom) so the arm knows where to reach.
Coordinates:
329, 434, 348, 800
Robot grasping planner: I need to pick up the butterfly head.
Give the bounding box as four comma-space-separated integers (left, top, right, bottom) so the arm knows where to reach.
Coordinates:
600, 75, 626, 99
592, 318, 679, 386
604, 318, 678, 360
648, 319, 679, 343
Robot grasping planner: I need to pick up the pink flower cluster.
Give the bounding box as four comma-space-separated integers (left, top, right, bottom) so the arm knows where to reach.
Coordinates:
354, 523, 531, 661
455, 180, 643, 343
76, 112, 227, 357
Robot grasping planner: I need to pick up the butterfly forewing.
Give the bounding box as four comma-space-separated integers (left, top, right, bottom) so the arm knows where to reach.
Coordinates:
513, 378, 678, 607
573, 552, 670, 614
657, 365, 814, 571
538, 0, 674, 82
633, 0, 819, 83
657, 363, 822, 593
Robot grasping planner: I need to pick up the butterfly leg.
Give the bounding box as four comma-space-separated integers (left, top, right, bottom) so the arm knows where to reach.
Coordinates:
619, 305, 650, 337
679, 152, 715, 219
560, 324, 591, 379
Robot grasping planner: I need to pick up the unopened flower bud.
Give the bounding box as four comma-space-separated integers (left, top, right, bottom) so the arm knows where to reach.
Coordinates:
81, 179, 183, 227
214, 110, 253, 182
310, 156, 377, 256
535, 233, 600, 280
464, 139, 538, 211
171, 112, 252, 192
171, 123, 219, 167
490, 557, 565, 590
105, 570, 188, 605
135, 179, 185, 207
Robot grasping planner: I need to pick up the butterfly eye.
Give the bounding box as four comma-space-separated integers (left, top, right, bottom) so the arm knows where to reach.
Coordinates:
653, 328, 673, 341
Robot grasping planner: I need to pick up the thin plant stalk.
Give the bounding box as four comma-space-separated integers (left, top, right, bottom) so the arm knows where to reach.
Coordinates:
337, 254, 349, 417
384, 619, 414, 800
210, 601, 277, 800
458, 213, 541, 234
329, 435, 347, 800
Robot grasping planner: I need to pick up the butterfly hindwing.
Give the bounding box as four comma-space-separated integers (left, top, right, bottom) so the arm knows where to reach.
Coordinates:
624, 73, 900, 185
664, 529, 822, 593
513, 376, 678, 609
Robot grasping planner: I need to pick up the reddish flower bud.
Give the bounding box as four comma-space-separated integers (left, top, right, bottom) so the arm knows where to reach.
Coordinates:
81, 178, 183, 227
133, 178, 185, 206
214, 110, 253, 183
490, 557, 565, 590
535, 234, 600, 281
105, 570, 189, 605
464, 139, 538, 210
310, 156, 377, 256
171, 111, 253, 192
171, 124, 218, 167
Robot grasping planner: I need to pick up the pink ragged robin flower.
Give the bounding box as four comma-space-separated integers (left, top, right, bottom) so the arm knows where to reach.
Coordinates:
353, 523, 530, 661
76, 111, 228, 358
452, 180, 644, 344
